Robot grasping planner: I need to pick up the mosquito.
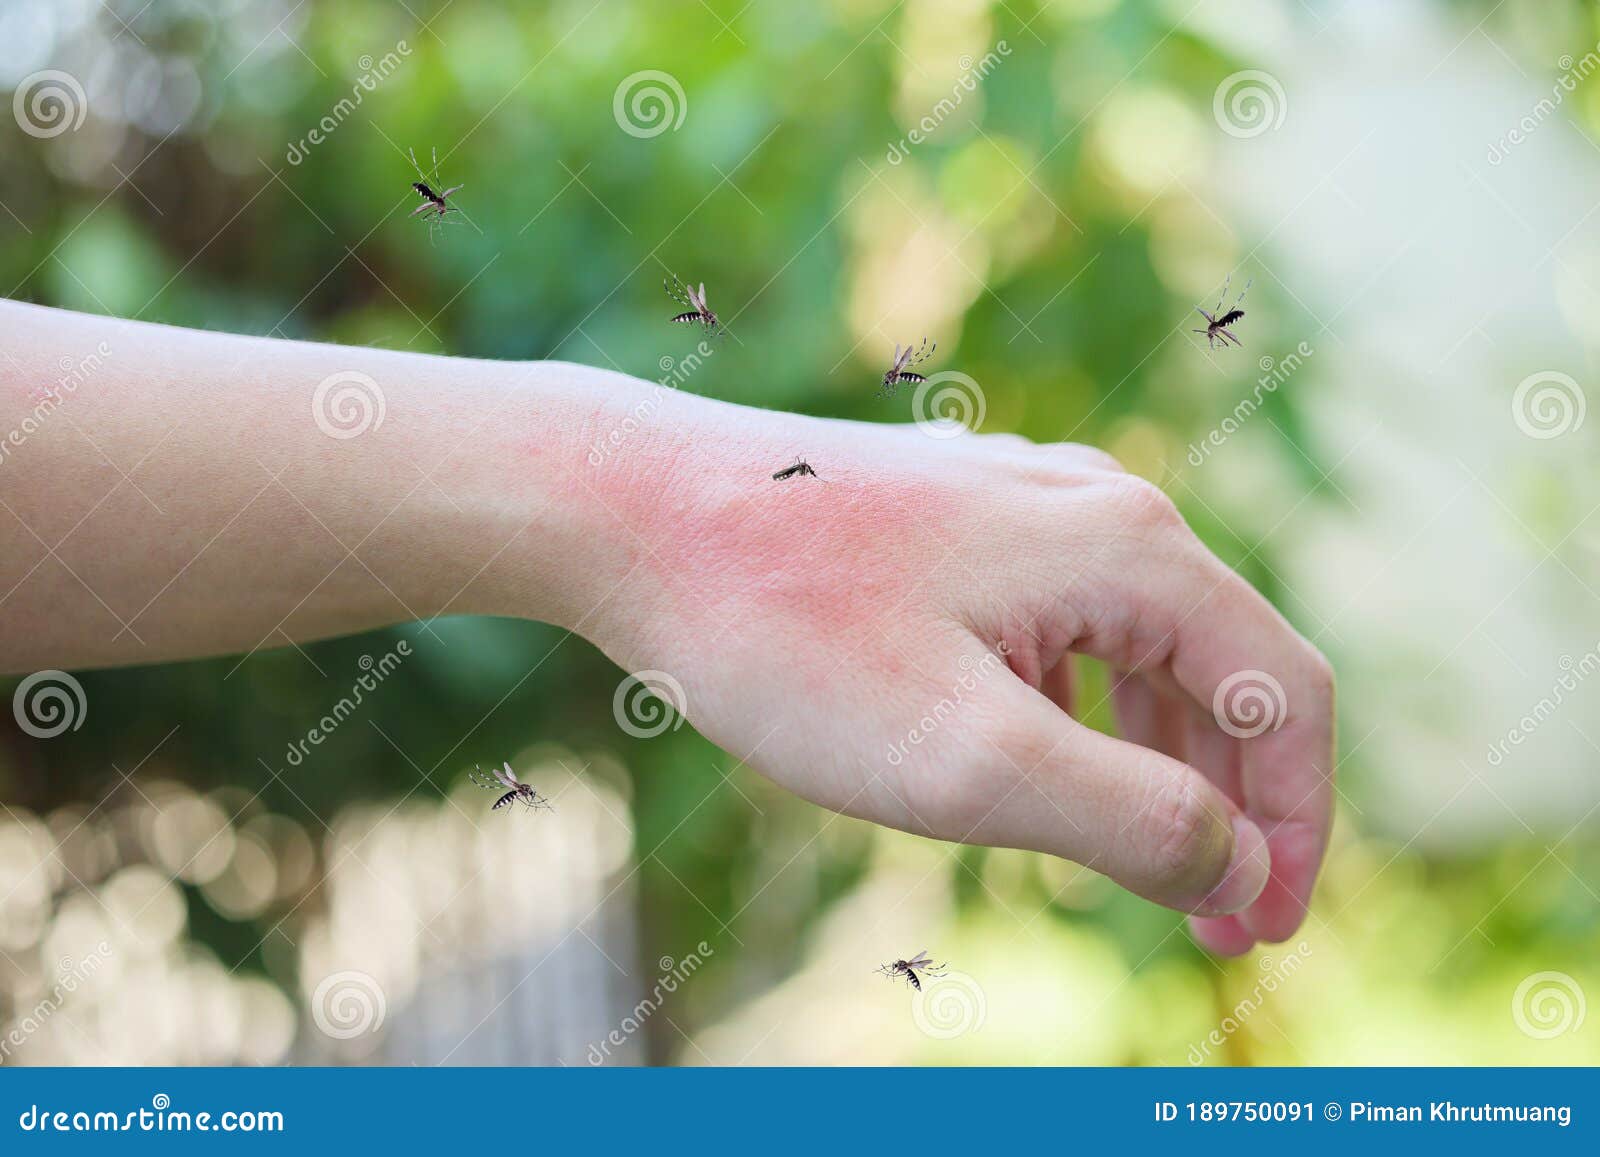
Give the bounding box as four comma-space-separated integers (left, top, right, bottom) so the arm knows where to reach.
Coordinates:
408, 147, 464, 240
876, 950, 947, 991
880, 338, 935, 397
772, 456, 818, 481
469, 761, 553, 813
1192, 275, 1252, 350
664, 275, 721, 336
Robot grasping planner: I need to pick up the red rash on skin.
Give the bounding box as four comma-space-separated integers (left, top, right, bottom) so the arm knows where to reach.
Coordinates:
569, 435, 967, 676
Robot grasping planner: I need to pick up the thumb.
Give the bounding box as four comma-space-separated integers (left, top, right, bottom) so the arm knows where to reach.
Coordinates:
967, 679, 1271, 915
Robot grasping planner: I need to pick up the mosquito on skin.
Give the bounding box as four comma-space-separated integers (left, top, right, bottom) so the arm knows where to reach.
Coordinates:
880, 338, 935, 397
876, 950, 947, 991
772, 456, 818, 481
664, 275, 721, 336
469, 761, 553, 813
408, 147, 464, 242
1192, 275, 1252, 350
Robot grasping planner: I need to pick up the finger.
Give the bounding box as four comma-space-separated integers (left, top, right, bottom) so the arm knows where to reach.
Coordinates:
1184, 709, 1242, 803
1167, 575, 1332, 943
1114, 671, 1258, 953
1189, 914, 1256, 956
1110, 672, 1187, 763
1100, 486, 1335, 942
963, 677, 1271, 916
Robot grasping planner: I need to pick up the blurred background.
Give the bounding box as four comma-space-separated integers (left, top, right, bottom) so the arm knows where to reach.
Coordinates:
2, 0, 1599, 1065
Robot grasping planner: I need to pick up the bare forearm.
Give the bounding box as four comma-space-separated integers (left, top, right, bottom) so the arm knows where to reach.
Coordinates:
0, 301, 623, 671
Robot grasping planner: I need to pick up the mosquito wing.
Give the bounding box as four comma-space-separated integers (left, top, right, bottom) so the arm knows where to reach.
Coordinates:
891, 343, 908, 372
438, 184, 464, 200
907, 950, 932, 968
495, 761, 520, 788
694, 283, 709, 312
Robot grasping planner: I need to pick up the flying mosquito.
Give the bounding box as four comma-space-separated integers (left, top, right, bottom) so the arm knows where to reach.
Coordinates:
880, 338, 936, 397
408, 147, 464, 238
875, 950, 947, 991
664, 275, 721, 335
772, 456, 818, 481
469, 761, 553, 813
1192, 275, 1252, 350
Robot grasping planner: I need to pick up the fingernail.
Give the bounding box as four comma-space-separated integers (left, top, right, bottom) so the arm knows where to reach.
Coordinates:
1202, 814, 1270, 915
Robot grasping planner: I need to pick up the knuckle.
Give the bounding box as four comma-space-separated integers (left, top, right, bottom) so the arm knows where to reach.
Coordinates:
1070, 445, 1124, 474
1144, 782, 1229, 893
1303, 646, 1336, 702
1103, 475, 1182, 530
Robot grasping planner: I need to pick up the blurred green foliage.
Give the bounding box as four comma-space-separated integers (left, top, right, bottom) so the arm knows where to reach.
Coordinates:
3, 0, 1598, 1064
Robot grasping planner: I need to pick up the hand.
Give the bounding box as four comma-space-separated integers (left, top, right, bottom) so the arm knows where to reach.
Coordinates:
0, 304, 1332, 954
574, 383, 1336, 953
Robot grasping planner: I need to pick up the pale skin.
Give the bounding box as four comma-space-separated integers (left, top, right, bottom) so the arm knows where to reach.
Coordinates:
0, 300, 1334, 955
